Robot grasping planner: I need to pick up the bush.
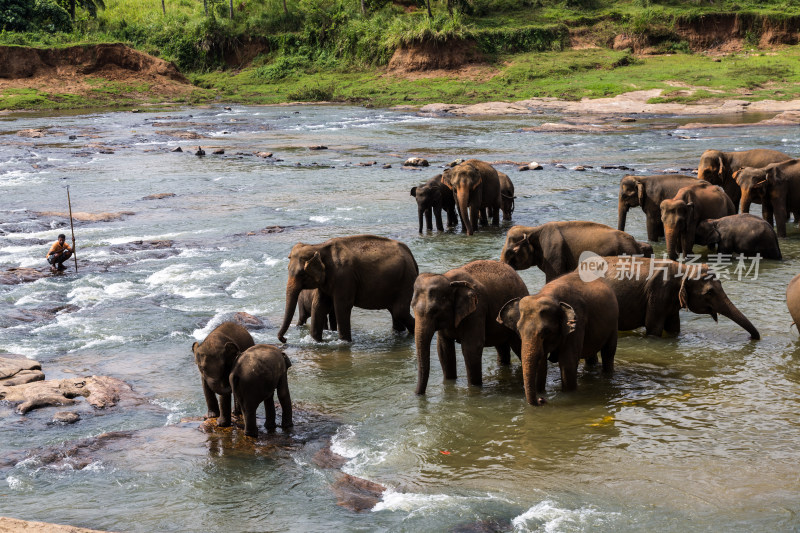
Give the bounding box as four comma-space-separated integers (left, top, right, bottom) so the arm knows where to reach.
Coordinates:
1, 0, 34, 31
33, 0, 71, 32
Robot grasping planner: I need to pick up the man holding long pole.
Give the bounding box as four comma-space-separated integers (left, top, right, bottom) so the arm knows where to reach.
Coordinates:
45, 186, 78, 273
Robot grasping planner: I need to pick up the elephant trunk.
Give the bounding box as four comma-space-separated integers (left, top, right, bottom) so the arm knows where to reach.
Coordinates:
414, 319, 437, 395
718, 293, 760, 340
681, 225, 694, 259
664, 226, 679, 261
278, 276, 303, 343
617, 199, 629, 231
740, 190, 752, 214
456, 187, 473, 235
521, 337, 545, 406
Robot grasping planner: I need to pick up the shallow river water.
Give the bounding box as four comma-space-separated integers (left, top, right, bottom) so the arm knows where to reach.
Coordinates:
2, 105, 800, 532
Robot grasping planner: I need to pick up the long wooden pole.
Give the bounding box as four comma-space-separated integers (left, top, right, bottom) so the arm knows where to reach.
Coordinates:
66, 185, 78, 273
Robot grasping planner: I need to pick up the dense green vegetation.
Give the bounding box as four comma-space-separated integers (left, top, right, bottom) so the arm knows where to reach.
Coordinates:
2, 0, 800, 109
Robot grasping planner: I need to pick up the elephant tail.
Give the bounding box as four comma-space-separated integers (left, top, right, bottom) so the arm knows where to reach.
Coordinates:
282, 352, 293, 368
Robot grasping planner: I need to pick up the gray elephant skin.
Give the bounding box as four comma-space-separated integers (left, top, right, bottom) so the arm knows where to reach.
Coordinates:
498, 171, 515, 221
192, 321, 255, 427
296, 288, 337, 332
660, 181, 735, 260
277, 235, 418, 343
786, 273, 800, 328
698, 148, 792, 211
760, 159, 800, 237
617, 174, 698, 241
412, 260, 529, 395
411, 173, 458, 233
695, 214, 782, 259
498, 272, 618, 406
599, 256, 760, 339
500, 221, 653, 282
734, 167, 775, 222
230, 344, 292, 437
441, 159, 501, 235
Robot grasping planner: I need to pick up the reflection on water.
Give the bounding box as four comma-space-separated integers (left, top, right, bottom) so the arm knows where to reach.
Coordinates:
2, 105, 800, 531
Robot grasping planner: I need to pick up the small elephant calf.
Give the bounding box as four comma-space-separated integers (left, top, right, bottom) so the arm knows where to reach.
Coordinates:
230, 344, 293, 437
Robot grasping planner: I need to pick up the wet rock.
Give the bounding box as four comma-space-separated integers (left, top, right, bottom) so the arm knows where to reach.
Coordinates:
448, 158, 466, 167
35, 211, 135, 222
171, 146, 183, 152
132, 109, 142, 113
574, 166, 586, 171
600, 165, 632, 170
621, 117, 637, 122
232, 312, 270, 330
0, 267, 50, 285
0, 356, 44, 387
109, 240, 174, 252
18, 128, 47, 138
0, 430, 135, 470
309, 145, 328, 150
245, 225, 285, 236
382, 164, 392, 169
518, 162, 543, 171
212, 149, 225, 155
155, 130, 203, 139
52, 411, 80, 424
195, 146, 205, 156
554, 164, 566, 169
255, 151, 274, 158
69, 135, 78, 140
451, 519, 512, 533
224, 106, 232, 111
404, 157, 429, 167
4, 308, 56, 323
522, 122, 618, 133
357, 161, 377, 167
0, 517, 108, 532
313, 443, 348, 469
333, 473, 386, 512
142, 193, 176, 200
0, 375, 135, 414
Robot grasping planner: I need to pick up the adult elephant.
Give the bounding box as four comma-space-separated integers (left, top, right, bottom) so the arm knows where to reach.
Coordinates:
786, 273, 800, 328
277, 235, 418, 343
500, 221, 653, 282
412, 260, 528, 395
762, 159, 800, 237
599, 256, 760, 339
617, 174, 698, 241
497, 272, 618, 406
192, 321, 255, 427
498, 171, 515, 221
660, 181, 735, 260
410, 173, 458, 233
734, 167, 774, 222
695, 214, 782, 259
698, 148, 792, 211
296, 289, 337, 333
230, 344, 293, 437
441, 159, 501, 235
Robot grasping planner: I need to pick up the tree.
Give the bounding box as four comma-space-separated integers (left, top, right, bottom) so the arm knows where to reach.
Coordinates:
60, 0, 105, 20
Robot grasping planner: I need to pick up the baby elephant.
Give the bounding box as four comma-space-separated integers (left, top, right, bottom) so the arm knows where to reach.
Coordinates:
230, 344, 293, 437
695, 214, 782, 259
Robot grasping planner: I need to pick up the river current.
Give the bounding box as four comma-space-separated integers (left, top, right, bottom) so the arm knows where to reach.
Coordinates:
1, 105, 799, 532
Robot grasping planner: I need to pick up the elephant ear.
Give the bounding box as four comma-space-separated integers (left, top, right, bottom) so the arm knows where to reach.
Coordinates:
281, 351, 292, 369
304, 251, 325, 286
223, 342, 240, 363
441, 172, 454, 190
717, 156, 726, 179
497, 297, 522, 333
451, 280, 478, 327
410, 186, 417, 197
471, 175, 483, 191
560, 302, 577, 335
636, 181, 646, 205
191, 341, 200, 363
678, 275, 689, 309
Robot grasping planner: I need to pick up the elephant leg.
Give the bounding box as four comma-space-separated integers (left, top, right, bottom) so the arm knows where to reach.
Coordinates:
460, 328, 485, 387
433, 206, 444, 232
496, 344, 511, 366
233, 395, 241, 418
328, 310, 337, 332
333, 299, 353, 342
446, 208, 458, 227
243, 401, 259, 437
218, 392, 232, 427
437, 336, 457, 380
264, 389, 277, 432
601, 332, 617, 373
646, 216, 661, 242
201, 378, 220, 419
644, 311, 667, 337
277, 374, 293, 428
584, 355, 598, 368
492, 206, 500, 226
390, 301, 415, 334
470, 205, 481, 231
309, 295, 328, 342
559, 359, 579, 392
425, 209, 433, 232
664, 310, 681, 335
479, 207, 488, 226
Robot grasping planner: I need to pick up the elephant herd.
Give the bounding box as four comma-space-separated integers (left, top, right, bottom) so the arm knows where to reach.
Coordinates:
193, 152, 800, 435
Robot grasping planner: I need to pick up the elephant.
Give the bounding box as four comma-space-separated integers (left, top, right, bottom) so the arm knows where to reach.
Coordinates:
695, 214, 782, 259
762, 159, 800, 237
230, 344, 292, 437
698, 148, 792, 211
500, 221, 654, 283
497, 272, 618, 406
786, 273, 800, 328
617, 174, 698, 241
192, 321, 255, 427
296, 289, 337, 332
660, 181, 735, 260
277, 235, 418, 343
498, 171, 515, 221
410, 173, 458, 233
441, 159, 501, 235
598, 256, 760, 339
734, 167, 774, 222
412, 260, 529, 395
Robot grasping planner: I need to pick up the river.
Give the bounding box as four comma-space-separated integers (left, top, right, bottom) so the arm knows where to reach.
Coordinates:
1, 105, 799, 532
